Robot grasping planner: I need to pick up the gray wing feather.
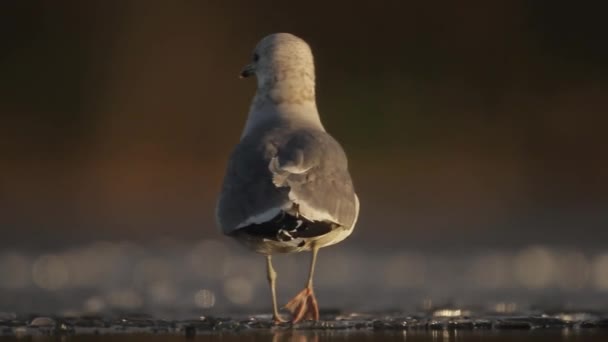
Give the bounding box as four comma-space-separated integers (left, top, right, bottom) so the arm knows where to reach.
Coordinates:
216, 134, 286, 234
216, 125, 357, 234
270, 130, 358, 227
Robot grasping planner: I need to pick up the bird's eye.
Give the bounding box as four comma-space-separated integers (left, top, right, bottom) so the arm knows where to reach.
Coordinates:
253, 53, 259, 62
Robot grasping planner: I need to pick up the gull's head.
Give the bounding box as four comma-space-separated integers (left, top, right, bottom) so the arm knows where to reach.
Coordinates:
241, 33, 316, 104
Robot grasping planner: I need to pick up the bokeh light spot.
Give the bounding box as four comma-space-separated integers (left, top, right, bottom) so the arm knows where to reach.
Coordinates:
107, 289, 143, 309
0, 252, 31, 289
194, 289, 216, 308
592, 253, 608, 290
513, 246, 556, 289
83, 296, 106, 313
555, 251, 589, 290
32, 254, 69, 290
223, 276, 253, 305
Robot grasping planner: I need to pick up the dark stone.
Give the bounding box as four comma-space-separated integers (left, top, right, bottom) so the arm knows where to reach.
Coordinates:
185, 325, 196, 338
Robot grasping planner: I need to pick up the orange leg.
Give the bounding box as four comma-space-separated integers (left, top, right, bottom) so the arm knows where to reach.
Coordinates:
285, 246, 320, 323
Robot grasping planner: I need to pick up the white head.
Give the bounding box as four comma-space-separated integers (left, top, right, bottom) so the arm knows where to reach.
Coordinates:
241, 33, 316, 105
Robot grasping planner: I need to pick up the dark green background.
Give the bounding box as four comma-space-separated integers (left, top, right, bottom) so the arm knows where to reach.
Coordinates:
0, 1, 606, 249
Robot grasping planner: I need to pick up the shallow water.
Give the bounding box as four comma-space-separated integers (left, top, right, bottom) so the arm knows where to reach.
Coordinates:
2, 313, 608, 341
3, 330, 608, 342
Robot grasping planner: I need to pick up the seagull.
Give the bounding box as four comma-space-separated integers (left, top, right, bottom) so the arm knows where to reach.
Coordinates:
216, 33, 359, 323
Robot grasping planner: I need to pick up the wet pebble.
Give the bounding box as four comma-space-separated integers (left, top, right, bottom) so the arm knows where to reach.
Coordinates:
494, 319, 532, 330
427, 320, 444, 330
581, 318, 608, 329
473, 319, 492, 329
447, 319, 474, 329
495, 316, 568, 329
0, 312, 17, 321
29, 317, 56, 328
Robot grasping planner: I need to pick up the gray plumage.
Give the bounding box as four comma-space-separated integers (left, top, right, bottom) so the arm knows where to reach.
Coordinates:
216, 33, 359, 255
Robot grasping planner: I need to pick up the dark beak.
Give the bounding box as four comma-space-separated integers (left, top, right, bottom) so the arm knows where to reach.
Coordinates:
240, 64, 255, 78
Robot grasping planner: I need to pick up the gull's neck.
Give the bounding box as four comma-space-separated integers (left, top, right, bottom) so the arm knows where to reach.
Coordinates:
241, 69, 324, 139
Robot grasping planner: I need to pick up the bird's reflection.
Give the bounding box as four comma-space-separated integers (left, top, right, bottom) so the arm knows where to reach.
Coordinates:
272, 330, 320, 342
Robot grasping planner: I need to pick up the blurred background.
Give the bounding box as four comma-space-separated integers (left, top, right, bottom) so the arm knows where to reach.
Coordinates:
0, 1, 607, 316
